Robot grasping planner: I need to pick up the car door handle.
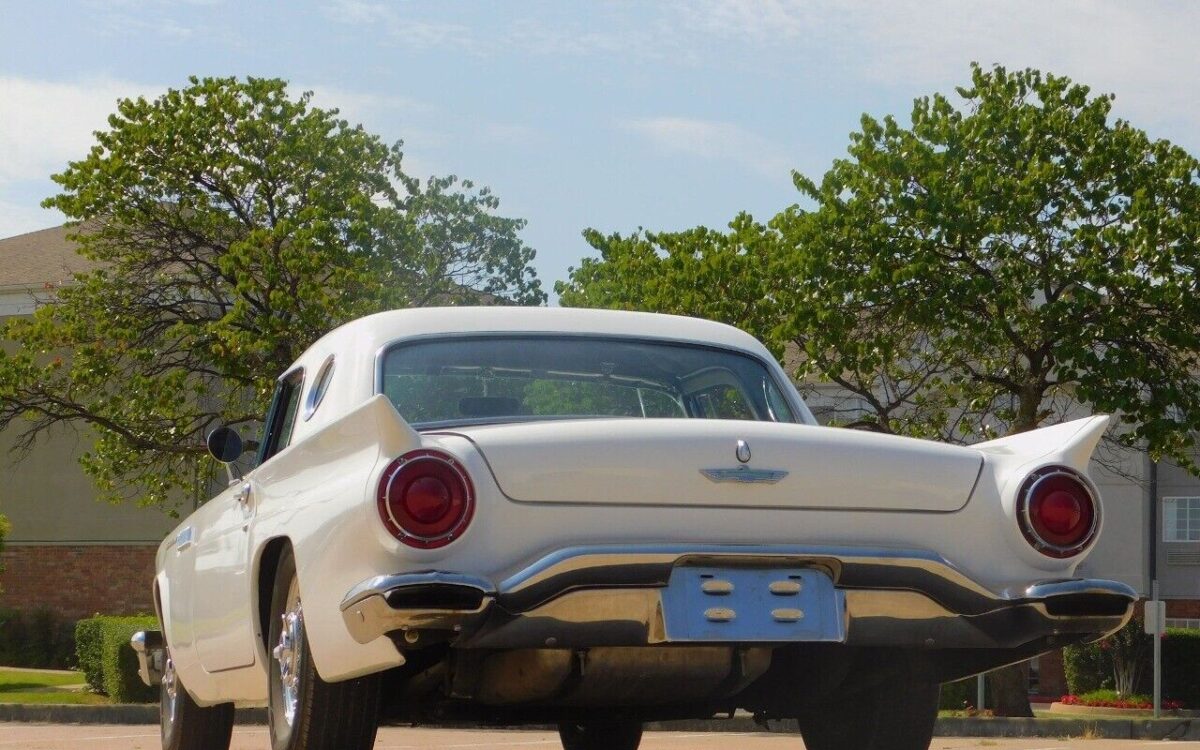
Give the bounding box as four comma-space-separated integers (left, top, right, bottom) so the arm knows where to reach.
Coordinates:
236, 482, 252, 506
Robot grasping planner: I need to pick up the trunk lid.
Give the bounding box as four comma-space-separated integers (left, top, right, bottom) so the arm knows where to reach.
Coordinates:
442, 419, 982, 512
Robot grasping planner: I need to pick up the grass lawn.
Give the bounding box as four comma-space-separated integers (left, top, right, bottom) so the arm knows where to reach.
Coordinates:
0, 667, 108, 705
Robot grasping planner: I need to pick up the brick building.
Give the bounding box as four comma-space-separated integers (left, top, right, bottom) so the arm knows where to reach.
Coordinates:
0, 225, 175, 620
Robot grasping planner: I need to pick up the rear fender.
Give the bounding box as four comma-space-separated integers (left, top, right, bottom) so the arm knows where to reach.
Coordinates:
975, 416, 1112, 571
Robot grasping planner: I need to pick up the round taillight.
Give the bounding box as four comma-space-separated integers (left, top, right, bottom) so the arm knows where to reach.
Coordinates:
1017, 466, 1099, 558
378, 450, 474, 549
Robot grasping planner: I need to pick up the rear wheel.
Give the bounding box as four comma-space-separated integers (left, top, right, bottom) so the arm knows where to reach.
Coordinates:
557, 719, 643, 750
797, 679, 938, 750
159, 649, 234, 750
268, 547, 381, 750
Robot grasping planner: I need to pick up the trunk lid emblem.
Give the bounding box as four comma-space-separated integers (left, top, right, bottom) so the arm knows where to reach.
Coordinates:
700, 439, 787, 484
700, 467, 789, 484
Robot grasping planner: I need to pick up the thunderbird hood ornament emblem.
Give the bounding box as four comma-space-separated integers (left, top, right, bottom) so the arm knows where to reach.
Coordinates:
701, 440, 788, 484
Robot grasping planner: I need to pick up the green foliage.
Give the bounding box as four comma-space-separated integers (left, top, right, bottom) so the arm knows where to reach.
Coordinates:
0, 76, 544, 510
1077, 688, 1149, 703
559, 63, 1200, 468
1063, 619, 1200, 702
73, 618, 105, 692
0, 513, 8, 590
75, 615, 158, 702
1163, 627, 1200, 708
938, 677, 975, 710
0, 608, 76, 669
1064, 638, 1114, 695
559, 217, 786, 361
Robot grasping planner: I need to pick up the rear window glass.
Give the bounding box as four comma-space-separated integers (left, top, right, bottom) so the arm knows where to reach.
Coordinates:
380, 336, 796, 428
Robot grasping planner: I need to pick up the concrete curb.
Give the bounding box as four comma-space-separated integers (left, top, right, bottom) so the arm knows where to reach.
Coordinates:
1, 704, 1197, 740
933, 716, 1200, 740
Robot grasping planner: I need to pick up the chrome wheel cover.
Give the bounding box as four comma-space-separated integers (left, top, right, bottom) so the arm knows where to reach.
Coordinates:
272, 578, 303, 728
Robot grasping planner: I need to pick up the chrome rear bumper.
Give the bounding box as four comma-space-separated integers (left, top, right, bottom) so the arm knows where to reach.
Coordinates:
130, 630, 165, 687
340, 544, 1136, 651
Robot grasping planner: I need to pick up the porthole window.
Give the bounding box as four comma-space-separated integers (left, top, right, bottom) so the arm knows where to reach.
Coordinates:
303, 356, 335, 421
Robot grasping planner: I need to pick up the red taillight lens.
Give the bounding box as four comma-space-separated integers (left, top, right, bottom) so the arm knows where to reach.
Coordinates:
1017, 466, 1098, 558
378, 450, 474, 549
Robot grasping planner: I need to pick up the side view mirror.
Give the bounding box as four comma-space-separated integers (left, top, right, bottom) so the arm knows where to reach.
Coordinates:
206, 426, 244, 463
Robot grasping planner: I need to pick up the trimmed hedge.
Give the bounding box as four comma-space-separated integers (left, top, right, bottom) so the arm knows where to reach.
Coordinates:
75, 615, 159, 703
0, 607, 77, 669
73, 618, 105, 691
1163, 628, 1200, 709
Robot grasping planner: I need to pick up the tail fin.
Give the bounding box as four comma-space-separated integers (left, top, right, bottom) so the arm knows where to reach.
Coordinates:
368, 394, 422, 457
975, 415, 1111, 471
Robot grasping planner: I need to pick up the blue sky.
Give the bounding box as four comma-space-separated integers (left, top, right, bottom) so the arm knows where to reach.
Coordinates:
2, 1, 1199, 297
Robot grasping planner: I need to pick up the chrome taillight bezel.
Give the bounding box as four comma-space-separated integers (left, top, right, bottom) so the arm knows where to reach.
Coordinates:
1016, 465, 1100, 559
377, 449, 475, 549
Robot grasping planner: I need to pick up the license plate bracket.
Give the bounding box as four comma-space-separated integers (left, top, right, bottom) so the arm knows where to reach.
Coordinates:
660, 566, 846, 642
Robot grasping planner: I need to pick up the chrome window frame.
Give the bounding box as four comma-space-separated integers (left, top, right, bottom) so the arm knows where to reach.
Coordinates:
303, 355, 335, 422
256, 366, 306, 466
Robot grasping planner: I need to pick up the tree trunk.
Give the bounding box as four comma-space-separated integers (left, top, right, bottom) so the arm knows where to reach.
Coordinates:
986, 662, 1034, 717
983, 399, 1042, 717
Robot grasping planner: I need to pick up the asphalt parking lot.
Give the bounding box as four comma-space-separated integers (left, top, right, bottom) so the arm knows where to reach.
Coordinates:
1, 726, 1199, 750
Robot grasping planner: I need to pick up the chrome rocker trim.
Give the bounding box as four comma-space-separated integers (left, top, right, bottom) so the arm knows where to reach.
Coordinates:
340, 545, 1136, 651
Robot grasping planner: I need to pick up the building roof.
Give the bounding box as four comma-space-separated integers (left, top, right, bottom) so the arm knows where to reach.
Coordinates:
0, 224, 93, 288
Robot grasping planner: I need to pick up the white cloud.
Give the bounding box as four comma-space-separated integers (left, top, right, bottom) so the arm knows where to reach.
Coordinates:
674, 0, 1200, 144
622, 117, 793, 178
323, 0, 474, 52
0, 76, 163, 185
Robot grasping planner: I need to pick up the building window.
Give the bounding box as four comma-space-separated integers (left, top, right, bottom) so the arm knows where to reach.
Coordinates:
1163, 497, 1200, 542
1165, 618, 1200, 630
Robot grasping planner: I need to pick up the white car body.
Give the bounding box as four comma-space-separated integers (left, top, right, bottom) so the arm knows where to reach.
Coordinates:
143, 307, 1134, 722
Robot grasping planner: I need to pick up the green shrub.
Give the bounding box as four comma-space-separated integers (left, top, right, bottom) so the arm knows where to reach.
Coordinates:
1065, 625, 1200, 707
1064, 639, 1115, 695
74, 618, 105, 691
75, 615, 159, 702
939, 677, 976, 710
1079, 688, 1146, 703
1163, 628, 1200, 709
0, 607, 77, 669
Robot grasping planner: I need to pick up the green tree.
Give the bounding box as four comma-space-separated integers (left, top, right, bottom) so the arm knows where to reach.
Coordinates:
559, 64, 1200, 714
0, 512, 9, 593
0, 76, 544, 511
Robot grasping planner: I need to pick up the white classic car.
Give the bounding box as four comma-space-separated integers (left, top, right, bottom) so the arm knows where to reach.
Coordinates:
132, 307, 1135, 750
